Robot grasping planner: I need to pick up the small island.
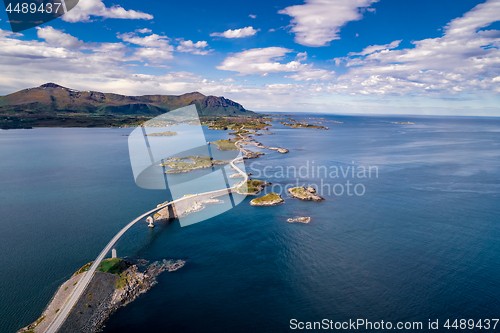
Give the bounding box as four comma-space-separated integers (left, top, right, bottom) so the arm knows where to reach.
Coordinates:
287, 217, 311, 223
211, 139, 239, 151
237, 179, 271, 195
250, 192, 284, 206
280, 117, 329, 130
145, 131, 178, 136
288, 186, 325, 201
162, 155, 227, 173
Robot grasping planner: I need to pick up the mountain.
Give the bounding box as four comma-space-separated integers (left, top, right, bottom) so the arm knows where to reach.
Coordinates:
0, 83, 255, 118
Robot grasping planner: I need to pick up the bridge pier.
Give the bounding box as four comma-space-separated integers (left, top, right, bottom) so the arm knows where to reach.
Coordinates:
112, 248, 117, 258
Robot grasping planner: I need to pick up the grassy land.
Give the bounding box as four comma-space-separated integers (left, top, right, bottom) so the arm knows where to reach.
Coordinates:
251, 192, 281, 203
211, 139, 238, 151
0, 115, 149, 129
239, 179, 264, 194
97, 258, 123, 274
162, 156, 223, 173
115, 273, 129, 289
162, 155, 225, 173
145, 131, 178, 136
73, 262, 93, 277
23, 316, 46, 333
291, 187, 310, 197
281, 117, 328, 130
201, 116, 271, 130
73, 258, 123, 277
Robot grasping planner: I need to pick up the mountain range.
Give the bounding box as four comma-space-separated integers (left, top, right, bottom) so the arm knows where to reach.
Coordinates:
0, 83, 256, 128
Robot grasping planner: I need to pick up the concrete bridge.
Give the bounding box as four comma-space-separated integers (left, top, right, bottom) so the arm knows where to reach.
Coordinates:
45, 155, 248, 333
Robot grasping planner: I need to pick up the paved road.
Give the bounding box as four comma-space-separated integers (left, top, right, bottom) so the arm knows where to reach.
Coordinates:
45, 150, 247, 333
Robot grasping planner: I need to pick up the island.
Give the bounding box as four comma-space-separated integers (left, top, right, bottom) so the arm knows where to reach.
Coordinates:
210, 139, 239, 151
288, 186, 325, 201
145, 131, 178, 136
287, 217, 311, 223
280, 117, 329, 130
161, 155, 227, 173
18, 258, 185, 333
250, 192, 285, 206
237, 179, 271, 195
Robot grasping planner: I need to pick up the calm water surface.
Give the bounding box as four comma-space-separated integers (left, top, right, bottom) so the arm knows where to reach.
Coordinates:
0, 115, 499, 333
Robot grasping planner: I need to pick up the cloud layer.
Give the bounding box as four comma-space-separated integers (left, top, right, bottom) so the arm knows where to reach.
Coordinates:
279, 0, 378, 47
62, 0, 153, 22
210, 26, 259, 38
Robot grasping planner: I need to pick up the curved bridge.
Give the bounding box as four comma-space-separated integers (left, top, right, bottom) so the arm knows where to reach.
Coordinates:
45, 155, 248, 333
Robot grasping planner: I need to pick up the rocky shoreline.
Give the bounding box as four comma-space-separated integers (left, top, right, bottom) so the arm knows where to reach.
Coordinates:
287, 217, 311, 223
288, 186, 325, 202
250, 192, 285, 206
20, 259, 185, 333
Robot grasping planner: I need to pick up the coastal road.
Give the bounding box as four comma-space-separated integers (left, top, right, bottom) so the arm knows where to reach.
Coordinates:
45, 152, 247, 333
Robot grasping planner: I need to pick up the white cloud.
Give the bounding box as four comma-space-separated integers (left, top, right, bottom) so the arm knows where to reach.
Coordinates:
296, 52, 308, 61
176, 40, 211, 55
249, 14, 257, 19
117, 32, 174, 61
330, 0, 500, 97
279, 0, 378, 47
217, 47, 298, 75
137, 28, 152, 34
210, 26, 259, 38
36, 27, 85, 49
348, 40, 401, 56
217, 47, 334, 81
62, 0, 153, 22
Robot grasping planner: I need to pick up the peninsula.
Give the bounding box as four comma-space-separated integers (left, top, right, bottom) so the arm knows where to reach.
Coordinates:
18, 258, 185, 333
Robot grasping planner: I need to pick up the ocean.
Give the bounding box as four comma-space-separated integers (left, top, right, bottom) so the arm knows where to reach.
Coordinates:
0, 114, 499, 332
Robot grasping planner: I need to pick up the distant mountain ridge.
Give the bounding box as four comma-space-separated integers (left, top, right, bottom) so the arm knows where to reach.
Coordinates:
0, 83, 255, 117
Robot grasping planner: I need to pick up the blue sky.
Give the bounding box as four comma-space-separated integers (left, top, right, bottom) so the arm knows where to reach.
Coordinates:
0, 0, 499, 115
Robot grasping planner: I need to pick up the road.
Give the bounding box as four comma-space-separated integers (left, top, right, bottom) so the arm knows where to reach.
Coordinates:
45, 150, 247, 333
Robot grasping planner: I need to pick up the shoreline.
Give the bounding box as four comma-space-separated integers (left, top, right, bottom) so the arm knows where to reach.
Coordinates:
19, 259, 185, 333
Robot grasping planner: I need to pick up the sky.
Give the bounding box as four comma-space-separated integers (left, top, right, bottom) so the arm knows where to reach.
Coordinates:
0, 0, 499, 116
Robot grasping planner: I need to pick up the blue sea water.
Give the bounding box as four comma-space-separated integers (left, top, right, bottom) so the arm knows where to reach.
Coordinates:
0, 115, 499, 333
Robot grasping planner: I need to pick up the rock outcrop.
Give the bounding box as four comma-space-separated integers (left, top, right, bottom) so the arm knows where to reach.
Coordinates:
250, 193, 284, 206
288, 187, 325, 201
287, 217, 311, 223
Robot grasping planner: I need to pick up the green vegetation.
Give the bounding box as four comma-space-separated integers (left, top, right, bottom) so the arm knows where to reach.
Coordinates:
55, 309, 59, 314
96, 258, 123, 275
239, 179, 264, 194
251, 192, 282, 204
162, 155, 226, 173
24, 316, 46, 333
0, 83, 258, 129
64, 286, 68, 291
201, 116, 270, 130
73, 262, 93, 277
211, 139, 238, 151
115, 273, 129, 289
291, 187, 309, 197
74, 258, 122, 278
281, 117, 328, 129
145, 131, 178, 136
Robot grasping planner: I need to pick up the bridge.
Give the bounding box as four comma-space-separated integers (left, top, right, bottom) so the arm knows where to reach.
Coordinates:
45, 153, 248, 333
